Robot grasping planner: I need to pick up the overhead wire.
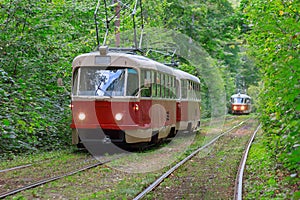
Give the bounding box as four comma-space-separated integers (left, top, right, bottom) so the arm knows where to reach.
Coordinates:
94, 0, 144, 50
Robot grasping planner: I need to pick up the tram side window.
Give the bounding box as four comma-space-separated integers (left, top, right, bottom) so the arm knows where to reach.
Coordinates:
190, 81, 194, 100
156, 73, 161, 97
188, 81, 195, 100
188, 81, 191, 99
164, 75, 168, 98
176, 80, 180, 99
150, 72, 176, 99
181, 80, 187, 99
194, 82, 198, 100
161, 74, 165, 98
141, 70, 151, 97
196, 83, 201, 100
168, 76, 176, 99
192, 82, 196, 100
152, 71, 157, 97
167, 75, 171, 98
126, 68, 138, 96
171, 76, 176, 99
192, 82, 200, 100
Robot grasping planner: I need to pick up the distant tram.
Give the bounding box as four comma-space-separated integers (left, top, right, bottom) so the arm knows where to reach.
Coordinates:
230, 93, 252, 114
70, 46, 201, 148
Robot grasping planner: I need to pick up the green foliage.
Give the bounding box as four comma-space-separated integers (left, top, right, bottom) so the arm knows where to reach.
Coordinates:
246, 133, 296, 199
242, 0, 299, 174
143, 0, 256, 117
247, 84, 260, 112
0, 0, 258, 155
0, 0, 96, 155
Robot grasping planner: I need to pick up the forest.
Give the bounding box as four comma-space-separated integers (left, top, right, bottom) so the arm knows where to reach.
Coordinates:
0, 0, 299, 197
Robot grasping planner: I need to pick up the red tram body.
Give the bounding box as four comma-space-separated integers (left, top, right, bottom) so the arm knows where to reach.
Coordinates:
230, 93, 252, 114
70, 47, 201, 146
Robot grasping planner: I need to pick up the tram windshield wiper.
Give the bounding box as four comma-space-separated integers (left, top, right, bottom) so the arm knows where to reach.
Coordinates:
95, 84, 112, 98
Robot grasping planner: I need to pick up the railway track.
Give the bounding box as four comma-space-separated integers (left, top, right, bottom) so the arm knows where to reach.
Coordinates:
133, 118, 259, 199
0, 151, 71, 174
0, 153, 86, 174
0, 164, 32, 173
234, 123, 262, 200
0, 161, 104, 199
0, 154, 121, 199
0, 116, 257, 199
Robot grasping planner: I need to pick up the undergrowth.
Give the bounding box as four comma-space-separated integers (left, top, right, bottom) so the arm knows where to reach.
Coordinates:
245, 130, 299, 199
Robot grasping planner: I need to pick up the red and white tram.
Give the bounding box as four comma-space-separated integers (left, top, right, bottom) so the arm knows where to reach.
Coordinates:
174, 69, 201, 133
230, 93, 252, 114
70, 46, 201, 147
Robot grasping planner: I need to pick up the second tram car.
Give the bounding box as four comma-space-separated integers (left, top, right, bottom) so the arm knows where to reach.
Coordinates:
70, 46, 201, 147
230, 93, 252, 114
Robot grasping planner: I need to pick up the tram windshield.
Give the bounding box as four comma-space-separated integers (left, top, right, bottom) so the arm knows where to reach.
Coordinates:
72, 67, 138, 97
233, 97, 243, 103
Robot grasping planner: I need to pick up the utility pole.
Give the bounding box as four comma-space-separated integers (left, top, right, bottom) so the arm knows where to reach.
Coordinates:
114, 0, 120, 47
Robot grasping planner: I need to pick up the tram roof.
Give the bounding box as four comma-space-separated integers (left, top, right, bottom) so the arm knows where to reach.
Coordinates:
231, 93, 251, 99
72, 51, 200, 83
173, 68, 200, 83
72, 51, 173, 74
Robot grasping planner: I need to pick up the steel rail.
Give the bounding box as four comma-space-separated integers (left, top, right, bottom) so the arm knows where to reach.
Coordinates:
133, 119, 250, 200
0, 155, 94, 174
0, 164, 32, 173
0, 161, 107, 199
234, 123, 262, 200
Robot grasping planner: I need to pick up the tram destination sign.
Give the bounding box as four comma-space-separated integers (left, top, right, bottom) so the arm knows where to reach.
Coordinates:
95, 56, 111, 65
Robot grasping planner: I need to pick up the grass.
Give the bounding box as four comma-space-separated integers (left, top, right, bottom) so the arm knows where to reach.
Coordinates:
244, 130, 300, 199
0, 147, 78, 170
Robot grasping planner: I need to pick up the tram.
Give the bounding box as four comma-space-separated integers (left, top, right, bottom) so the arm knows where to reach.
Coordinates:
230, 93, 252, 114
70, 46, 201, 147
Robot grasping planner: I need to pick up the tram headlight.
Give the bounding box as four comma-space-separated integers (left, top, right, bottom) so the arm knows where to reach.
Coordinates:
233, 106, 237, 110
241, 106, 245, 110
78, 112, 86, 121
115, 113, 123, 121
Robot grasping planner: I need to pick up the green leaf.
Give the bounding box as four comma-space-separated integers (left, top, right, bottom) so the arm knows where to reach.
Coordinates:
2, 119, 10, 126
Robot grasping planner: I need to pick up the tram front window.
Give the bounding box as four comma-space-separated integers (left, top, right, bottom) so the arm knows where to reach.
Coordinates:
73, 67, 138, 97
233, 98, 243, 103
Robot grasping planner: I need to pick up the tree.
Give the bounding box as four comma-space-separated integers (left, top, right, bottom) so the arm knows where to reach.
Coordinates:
242, 0, 299, 172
